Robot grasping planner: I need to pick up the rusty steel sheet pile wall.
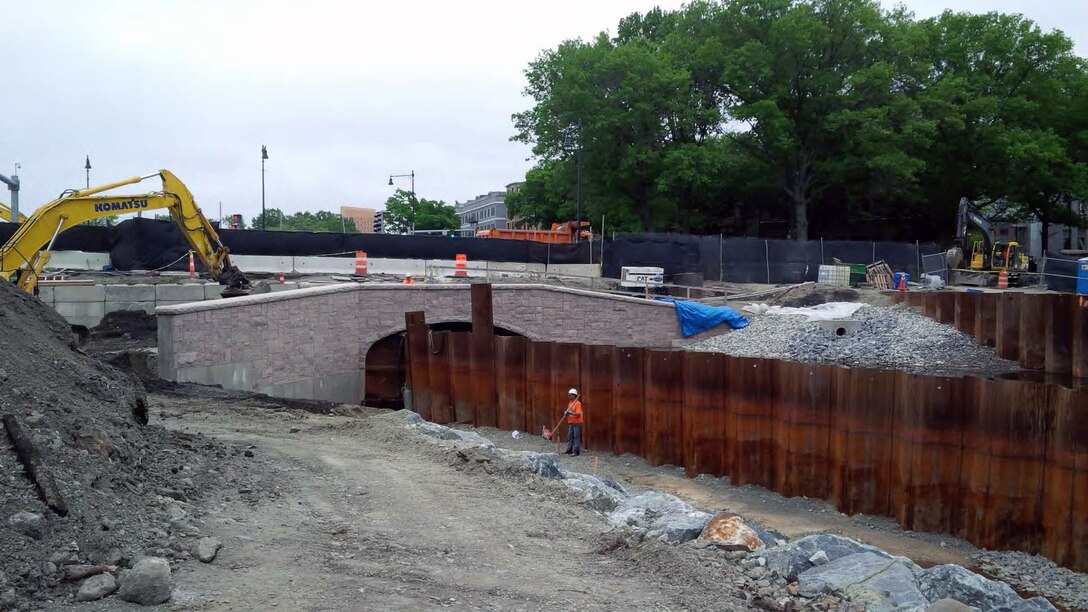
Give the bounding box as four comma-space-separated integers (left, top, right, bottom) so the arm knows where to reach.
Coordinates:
404, 286, 1088, 571
908, 291, 1088, 380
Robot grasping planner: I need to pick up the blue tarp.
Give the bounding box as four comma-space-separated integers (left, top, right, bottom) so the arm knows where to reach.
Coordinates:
655, 298, 750, 337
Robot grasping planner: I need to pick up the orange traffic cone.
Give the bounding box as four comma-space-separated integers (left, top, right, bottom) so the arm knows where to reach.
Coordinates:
997, 270, 1009, 289
454, 253, 468, 277
279, 271, 285, 284
897, 274, 906, 292
354, 251, 368, 276
188, 252, 195, 279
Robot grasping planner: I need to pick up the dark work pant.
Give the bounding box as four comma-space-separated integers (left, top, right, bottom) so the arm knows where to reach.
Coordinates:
565, 423, 582, 454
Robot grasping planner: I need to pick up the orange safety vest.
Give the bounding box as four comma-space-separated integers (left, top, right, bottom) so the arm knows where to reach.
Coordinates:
567, 400, 583, 424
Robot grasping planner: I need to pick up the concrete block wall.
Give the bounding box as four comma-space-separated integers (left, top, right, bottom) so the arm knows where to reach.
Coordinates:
156, 283, 699, 404
48, 283, 211, 328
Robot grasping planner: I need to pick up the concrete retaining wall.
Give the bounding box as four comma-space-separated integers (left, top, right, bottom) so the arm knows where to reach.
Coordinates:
42, 280, 314, 328
40, 251, 605, 280
157, 284, 703, 403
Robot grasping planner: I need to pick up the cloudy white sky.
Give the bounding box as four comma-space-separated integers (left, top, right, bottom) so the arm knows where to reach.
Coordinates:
2, 0, 1085, 223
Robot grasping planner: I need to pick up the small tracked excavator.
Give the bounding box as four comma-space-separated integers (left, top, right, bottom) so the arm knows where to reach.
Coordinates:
946, 197, 1029, 286
0, 170, 253, 296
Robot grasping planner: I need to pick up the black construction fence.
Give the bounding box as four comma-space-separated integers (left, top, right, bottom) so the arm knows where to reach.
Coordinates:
1, 218, 1078, 291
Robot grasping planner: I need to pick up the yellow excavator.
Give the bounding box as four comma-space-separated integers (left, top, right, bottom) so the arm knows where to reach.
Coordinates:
1, 201, 26, 223
0, 170, 252, 295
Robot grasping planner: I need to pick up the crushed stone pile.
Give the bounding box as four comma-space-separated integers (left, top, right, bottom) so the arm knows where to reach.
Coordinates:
0, 283, 268, 609
686, 304, 1018, 377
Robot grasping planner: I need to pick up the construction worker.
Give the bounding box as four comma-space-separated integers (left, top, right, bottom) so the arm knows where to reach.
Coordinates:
563, 388, 583, 456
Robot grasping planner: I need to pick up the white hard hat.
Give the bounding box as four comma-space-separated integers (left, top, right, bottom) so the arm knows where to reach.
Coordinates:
568, 388, 578, 395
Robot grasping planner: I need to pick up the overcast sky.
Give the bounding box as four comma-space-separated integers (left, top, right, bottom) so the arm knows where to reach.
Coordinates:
2, 0, 1085, 223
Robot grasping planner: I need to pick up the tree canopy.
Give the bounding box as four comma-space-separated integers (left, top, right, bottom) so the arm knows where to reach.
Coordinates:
250, 209, 358, 233
382, 189, 459, 234
511, 0, 1088, 245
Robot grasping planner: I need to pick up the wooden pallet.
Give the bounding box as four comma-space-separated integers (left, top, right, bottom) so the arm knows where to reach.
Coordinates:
866, 261, 894, 290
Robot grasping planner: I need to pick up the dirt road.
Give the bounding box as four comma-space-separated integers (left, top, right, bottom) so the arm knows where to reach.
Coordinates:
72, 394, 750, 611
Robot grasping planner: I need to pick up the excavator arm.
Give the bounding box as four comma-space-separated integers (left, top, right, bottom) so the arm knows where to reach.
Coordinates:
0, 201, 27, 223
0, 170, 250, 294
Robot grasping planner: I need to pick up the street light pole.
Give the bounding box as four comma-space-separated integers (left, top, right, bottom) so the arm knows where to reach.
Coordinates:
564, 125, 583, 242
575, 142, 582, 242
388, 170, 416, 234
85, 155, 91, 189
0, 164, 19, 221
261, 145, 268, 229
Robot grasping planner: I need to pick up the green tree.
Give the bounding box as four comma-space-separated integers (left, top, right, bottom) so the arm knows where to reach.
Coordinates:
913, 12, 1088, 247
249, 208, 357, 232
382, 189, 458, 233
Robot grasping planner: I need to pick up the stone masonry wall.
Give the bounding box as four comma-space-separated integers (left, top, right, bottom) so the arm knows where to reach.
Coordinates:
157, 283, 701, 403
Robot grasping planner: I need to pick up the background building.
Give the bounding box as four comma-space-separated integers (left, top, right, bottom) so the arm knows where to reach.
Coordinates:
374, 210, 384, 234
456, 191, 507, 232
340, 206, 377, 233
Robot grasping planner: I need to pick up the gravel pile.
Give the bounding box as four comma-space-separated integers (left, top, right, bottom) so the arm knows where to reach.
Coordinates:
0, 282, 272, 609
687, 304, 1018, 377
973, 550, 1088, 611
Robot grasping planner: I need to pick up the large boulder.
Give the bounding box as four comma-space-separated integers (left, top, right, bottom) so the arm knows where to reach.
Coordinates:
699, 512, 776, 552
797, 551, 927, 611
560, 473, 626, 512
492, 449, 565, 479
76, 573, 118, 602
7, 511, 44, 540
117, 557, 173, 605
761, 533, 890, 581
608, 491, 712, 545
918, 564, 1056, 612
415, 422, 494, 447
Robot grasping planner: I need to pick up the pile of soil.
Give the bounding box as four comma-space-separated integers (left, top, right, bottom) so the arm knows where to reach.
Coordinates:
0, 283, 267, 609
88, 310, 158, 354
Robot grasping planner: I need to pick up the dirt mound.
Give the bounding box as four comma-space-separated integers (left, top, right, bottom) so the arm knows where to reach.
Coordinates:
0, 283, 263, 608
93, 309, 157, 340
88, 310, 158, 354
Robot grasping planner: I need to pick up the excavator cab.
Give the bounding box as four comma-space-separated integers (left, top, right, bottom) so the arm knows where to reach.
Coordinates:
991, 241, 1028, 273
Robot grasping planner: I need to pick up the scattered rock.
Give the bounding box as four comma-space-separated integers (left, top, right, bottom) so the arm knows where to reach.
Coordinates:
192, 537, 222, 563
492, 449, 564, 478
699, 512, 765, 552
926, 599, 979, 612
76, 573, 118, 602
7, 512, 44, 540
117, 557, 173, 605
918, 564, 1056, 612
608, 491, 711, 545
74, 427, 115, 459
761, 533, 890, 581
797, 551, 928, 610
165, 504, 187, 522
809, 550, 829, 566
243, 449, 254, 457
63, 564, 108, 581
560, 473, 626, 512
416, 422, 495, 447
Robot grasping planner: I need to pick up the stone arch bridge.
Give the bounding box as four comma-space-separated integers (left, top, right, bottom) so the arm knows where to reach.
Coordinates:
157, 283, 713, 403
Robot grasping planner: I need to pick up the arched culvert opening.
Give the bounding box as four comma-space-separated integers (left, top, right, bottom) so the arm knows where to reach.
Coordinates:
363, 323, 521, 409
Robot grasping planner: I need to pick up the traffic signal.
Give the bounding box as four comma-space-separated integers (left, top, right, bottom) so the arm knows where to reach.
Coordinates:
449, 230, 456, 238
